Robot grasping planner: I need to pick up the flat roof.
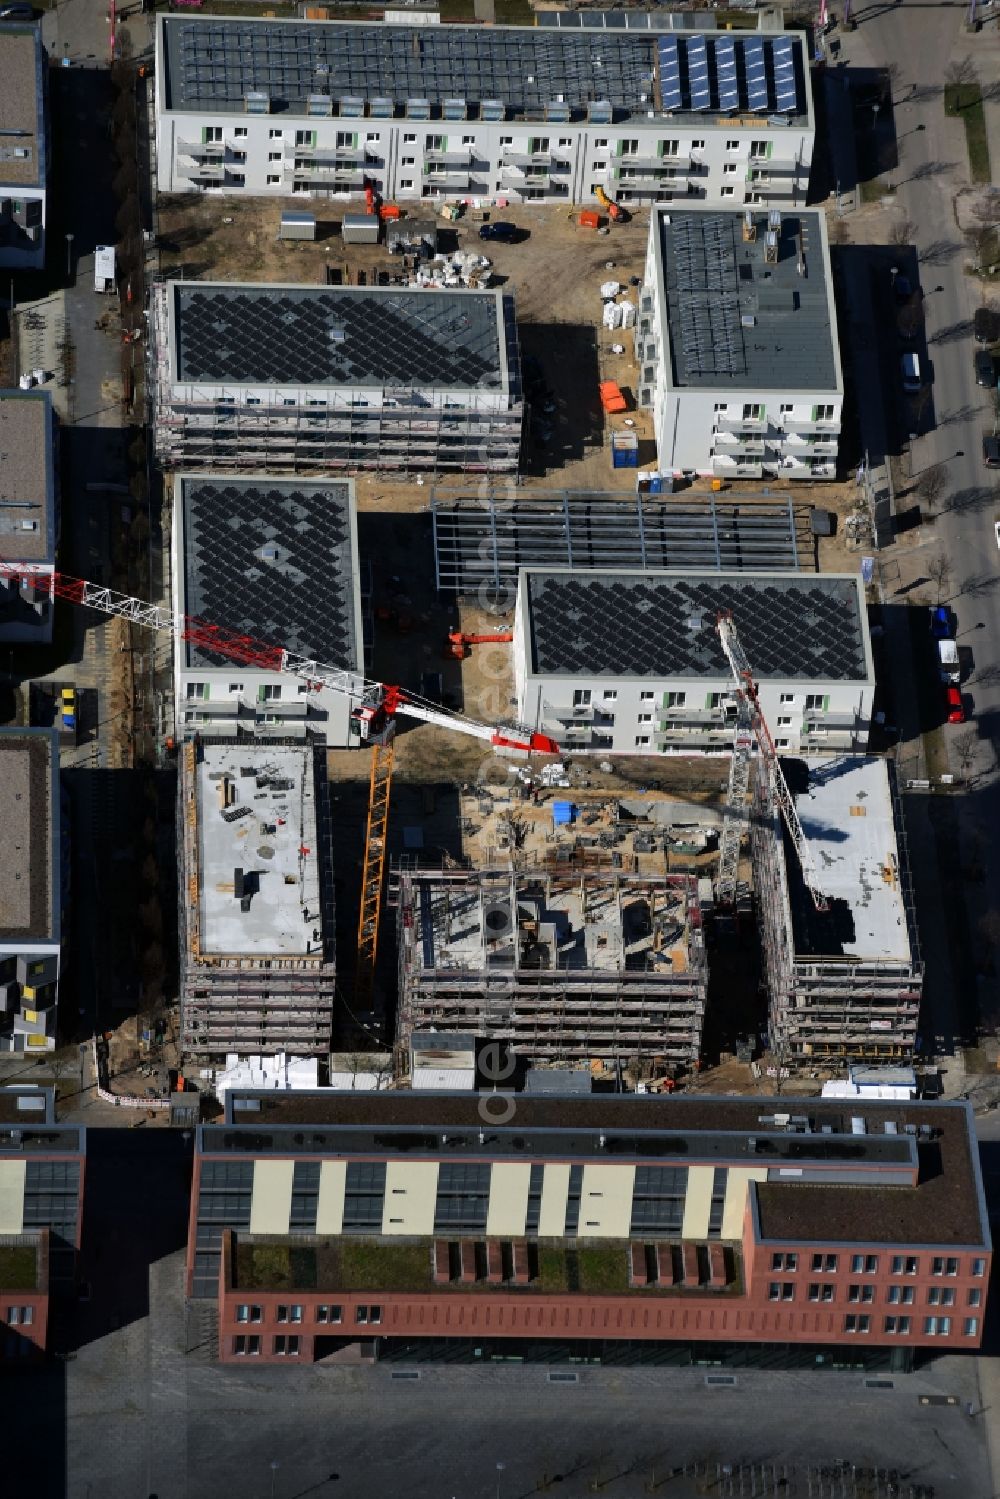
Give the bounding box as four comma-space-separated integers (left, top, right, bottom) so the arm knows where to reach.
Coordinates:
0, 729, 58, 946
170, 282, 507, 392
195, 743, 323, 957
0, 392, 54, 564
656, 210, 838, 392
208, 1093, 987, 1248
161, 17, 807, 125
786, 757, 915, 965
522, 569, 869, 681
0, 26, 43, 188
404, 871, 696, 978
178, 475, 359, 672
0, 1087, 55, 1124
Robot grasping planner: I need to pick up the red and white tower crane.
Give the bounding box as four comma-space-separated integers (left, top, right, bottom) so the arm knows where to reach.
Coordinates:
716, 611, 829, 914
0, 566, 559, 1010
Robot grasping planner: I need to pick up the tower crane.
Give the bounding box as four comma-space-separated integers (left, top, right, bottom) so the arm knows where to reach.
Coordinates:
0, 566, 559, 1011
715, 612, 829, 914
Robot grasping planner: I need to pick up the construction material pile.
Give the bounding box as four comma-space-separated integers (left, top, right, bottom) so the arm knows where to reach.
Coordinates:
412, 250, 493, 290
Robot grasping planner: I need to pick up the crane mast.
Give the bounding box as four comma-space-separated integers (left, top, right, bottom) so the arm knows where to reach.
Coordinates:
716, 613, 829, 914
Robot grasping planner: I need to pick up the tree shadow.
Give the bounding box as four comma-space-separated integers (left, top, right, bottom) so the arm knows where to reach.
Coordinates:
919, 239, 963, 266
902, 160, 959, 185
928, 319, 973, 345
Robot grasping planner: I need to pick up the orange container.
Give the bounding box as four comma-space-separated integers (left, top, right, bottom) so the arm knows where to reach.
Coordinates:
599, 380, 627, 414
579, 210, 601, 229
379, 203, 401, 221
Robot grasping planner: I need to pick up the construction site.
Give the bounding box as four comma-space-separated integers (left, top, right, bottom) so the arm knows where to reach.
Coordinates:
178, 739, 337, 1060
151, 280, 524, 475
395, 866, 707, 1074
751, 755, 923, 1064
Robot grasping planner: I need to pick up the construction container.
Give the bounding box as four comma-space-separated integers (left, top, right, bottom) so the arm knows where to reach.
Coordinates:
579, 210, 601, 230
648, 473, 663, 495
342, 213, 380, 245
278, 211, 317, 242
600, 380, 627, 414
94, 244, 116, 293
711, 478, 725, 492
552, 800, 576, 826
611, 431, 639, 469
379, 203, 402, 222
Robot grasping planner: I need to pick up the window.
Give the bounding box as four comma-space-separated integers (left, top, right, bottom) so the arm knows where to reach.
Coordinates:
814, 404, 835, 421
343, 1161, 387, 1232
972, 1258, 986, 1277
891, 1255, 919, 1276
968, 1289, 982, 1307
723, 164, 738, 176
232, 1335, 261, 1356
772, 1253, 798, 1272
203, 126, 223, 143
750, 140, 769, 159
850, 1254, 879, 1275
721, 187, 735, 198
928, 1287, 956, 1307
742, 403, 764, 421
400, 180, 413, 191
316, 1305, 342, 1324
258, 684, 282, 703
228, 682, 243, 694
356, 1306, 369, 1324
268, 151, 281, 162
811, 1254, 838, 1273
268, 128, 283, 139
639, 691, 655, 702
691, 139, 705, 150
573, 689, 592, 707
370, 1306, 382, 1325
666, 691, 686, 708
777, 716, 792, 728
403, 132, 416, 143
402, 156, 415, 166
808, 1284, 834, 1303
964, 1318, 979, 1337
289, 1304, 303, 1323
630, 1166, 688, 1236
276, 1305, 288, 1323
266, 175, 280, 186
923, 1316, 951, 1336
233, 126, 248, 139
434, 1162, 491, 1232
769, 1282, 795, 1302
848, 1285, 874, 1304
931, 1256, 959, 1276
884, 1316, 910, 1334
779, 693, 794, 704
558, 137, 572, 148
594, 138, 608, 149
707, 1167, 727, 1238
635, 735, 650, 748
295, 129, 316, 148
235, 1304, 261, 1324
804, 693, 825, 711
638, 713, 652, 725
887, 1285, 914, 1305
273, 1335, 301, 1356
725, 139, 740, 151
603, 689, 618, 702
186, 682, 209, 700
844, 1315, 869, 1334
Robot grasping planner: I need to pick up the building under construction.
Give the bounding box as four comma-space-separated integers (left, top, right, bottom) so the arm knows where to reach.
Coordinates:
151, 280, 523, 474
751, 755, 923, 1065
178, 739, 336, 1060
395, 868, 708, 1072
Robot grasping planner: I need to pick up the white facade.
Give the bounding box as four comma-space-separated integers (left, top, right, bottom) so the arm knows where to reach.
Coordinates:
638, 206, 843, 481
154, 17, 814, 210
513, 569, 874, 758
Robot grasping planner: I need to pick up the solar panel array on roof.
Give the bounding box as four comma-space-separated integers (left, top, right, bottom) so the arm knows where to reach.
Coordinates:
687, 34, 711, 112
744, 37, 768, 112
715, 37, 739, 112
651, 33, 799, 115
670, 215, 746, 379
172, 285, 504, 390
772, 34, 798, 113
181, 478, 357, 671
525, 574, 867, 681
658, 36, 682, 112
165, 19, 657, 117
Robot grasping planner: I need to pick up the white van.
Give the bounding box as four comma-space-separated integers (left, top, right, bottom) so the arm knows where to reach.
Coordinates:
901, 352, 921, 393
937, 638, 960, 684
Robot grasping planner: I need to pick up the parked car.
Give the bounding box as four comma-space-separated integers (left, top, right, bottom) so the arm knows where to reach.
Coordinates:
929, 605, 954, 640
974, 306, 1000, 344
944, 684, 966, 724
984, 435, 1000, 469
936, 638, 960, 684
900, 351, 921, 394
975, 349, 995, 387
479, 221, 519, 243
0, 3, 36, 16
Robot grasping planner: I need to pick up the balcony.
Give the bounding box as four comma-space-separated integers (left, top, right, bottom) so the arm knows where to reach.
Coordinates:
177, 139, 225, 158
176, 161, 226, 181
286, 142, 367, 164
287, 165, 367, 188
425, 148, 473, 165
543, 700, 617, 726
421, 166, 473, 188
714, 413, 765, 434
501, 164, 552, 187
781, 417, 842, 436
501, 150, 553, 168
712, 457, 763, 479
713, 435, 766, 457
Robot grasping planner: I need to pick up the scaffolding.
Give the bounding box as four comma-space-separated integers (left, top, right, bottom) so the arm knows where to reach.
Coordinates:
750, 759, 923, 1066
430, 488, 802, 596
151, 282, 524, 475
395, 867, 708, 1069
177, 736, 337, 1060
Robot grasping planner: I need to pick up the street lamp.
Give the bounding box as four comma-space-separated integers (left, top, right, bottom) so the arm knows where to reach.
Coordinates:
496, 1461, 506, 1499
270, 1460, 280, 1499
65, 232, 74, 280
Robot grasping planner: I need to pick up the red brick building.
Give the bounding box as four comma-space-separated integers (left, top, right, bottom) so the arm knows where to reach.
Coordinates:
186, 1091, 991, 1369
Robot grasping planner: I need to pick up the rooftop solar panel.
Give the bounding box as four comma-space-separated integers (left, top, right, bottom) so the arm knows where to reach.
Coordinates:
716, 37, 738, 111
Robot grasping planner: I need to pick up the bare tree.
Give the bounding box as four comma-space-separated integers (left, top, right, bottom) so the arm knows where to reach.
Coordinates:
945, 57, 976, 90
890, 217, 915, 247
916, 462, 947, 507
966, 225, 994, 272
897, 297, 923, 340
954, 727, 979, 780
828, 216, 849, 246
928, 553, 952, 602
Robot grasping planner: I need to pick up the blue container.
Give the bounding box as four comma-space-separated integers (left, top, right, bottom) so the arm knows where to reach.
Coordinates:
649, 473, 662, 494
552, 800, 575, 826
611, 432, 639, 469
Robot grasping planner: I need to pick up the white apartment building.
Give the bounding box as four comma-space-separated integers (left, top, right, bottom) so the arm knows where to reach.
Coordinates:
0, 390, 57, 644
0, 729, 61, 1054
638, 205, 843, 480
171, 474, 364, 746
513, 569, 874, 757
154, 16, 814, 209
0, 24, 47, 269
